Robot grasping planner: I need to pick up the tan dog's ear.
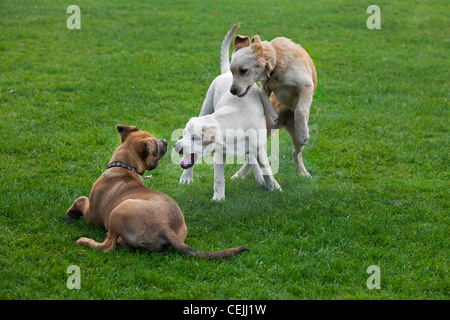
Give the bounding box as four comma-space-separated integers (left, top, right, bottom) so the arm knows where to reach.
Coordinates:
233, 35, 250, 52
117, 125, 139, 143
251, 35, 261, 44
253, 42, 277, 78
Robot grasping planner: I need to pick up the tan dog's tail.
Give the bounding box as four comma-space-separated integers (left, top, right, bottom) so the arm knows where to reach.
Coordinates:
220, 23, 240, 74
169, 234, 248, 259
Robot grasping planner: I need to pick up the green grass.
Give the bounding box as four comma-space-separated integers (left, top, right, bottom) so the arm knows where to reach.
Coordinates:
0, 0, 448, 299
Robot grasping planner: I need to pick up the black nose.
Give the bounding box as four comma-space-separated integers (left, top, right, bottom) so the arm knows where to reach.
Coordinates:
162, 139, 168, 147
230, 87, 238, 95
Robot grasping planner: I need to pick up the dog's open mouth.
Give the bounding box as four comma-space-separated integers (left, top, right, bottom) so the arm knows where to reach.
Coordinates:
180, 153, 195, 169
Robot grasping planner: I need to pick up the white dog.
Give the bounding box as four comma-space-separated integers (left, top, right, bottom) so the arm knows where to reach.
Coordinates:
174, 24, 281, 201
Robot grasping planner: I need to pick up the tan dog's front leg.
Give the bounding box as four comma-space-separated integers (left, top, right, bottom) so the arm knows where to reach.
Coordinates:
259, 85, 279, 127
294, 85, 314, 146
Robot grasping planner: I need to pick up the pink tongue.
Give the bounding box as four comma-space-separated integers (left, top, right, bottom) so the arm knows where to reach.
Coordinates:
180, 154, 192, 167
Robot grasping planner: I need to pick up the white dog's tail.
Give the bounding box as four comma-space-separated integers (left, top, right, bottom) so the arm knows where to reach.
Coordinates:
220, 23, 240, 74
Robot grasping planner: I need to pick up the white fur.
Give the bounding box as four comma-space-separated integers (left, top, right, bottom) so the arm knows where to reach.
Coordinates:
174, 25, 281, 201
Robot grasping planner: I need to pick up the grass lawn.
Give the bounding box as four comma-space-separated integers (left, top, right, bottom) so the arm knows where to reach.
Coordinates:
0, 0, 448, 300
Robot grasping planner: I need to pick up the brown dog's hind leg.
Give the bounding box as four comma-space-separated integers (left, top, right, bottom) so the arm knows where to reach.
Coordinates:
76, 232, 118, 252
66, 196, 89, 223
117, 236, 130, 248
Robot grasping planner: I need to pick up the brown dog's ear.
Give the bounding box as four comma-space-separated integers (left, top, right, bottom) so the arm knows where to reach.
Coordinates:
139, 138, 158, 159
233, 35, 250, 52
117, 125, 139, 143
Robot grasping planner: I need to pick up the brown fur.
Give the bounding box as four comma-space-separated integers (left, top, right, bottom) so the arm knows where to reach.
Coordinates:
66, 125, 248, 259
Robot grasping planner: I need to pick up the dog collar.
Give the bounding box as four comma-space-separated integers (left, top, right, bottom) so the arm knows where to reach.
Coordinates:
107, 161, 141, 175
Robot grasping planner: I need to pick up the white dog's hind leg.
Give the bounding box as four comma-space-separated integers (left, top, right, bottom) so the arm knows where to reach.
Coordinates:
199, 82, 216, 116
180, 167, 194, 184
257, 149, 282, 191
248, 155, 265, 188
231, 158, 251, 180
212, 153, 226, 201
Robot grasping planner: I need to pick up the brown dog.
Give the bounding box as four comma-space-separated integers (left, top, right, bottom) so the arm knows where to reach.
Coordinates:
66, 125, 248, 259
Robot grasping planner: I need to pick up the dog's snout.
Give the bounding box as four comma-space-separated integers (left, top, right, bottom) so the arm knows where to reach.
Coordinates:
230, 87, 238, 95
173, 141, 182, 154
162, 139, 168, 147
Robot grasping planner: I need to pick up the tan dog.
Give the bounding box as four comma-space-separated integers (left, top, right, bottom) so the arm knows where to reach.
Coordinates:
229, 31, 317, 177
66, 125, 248, 259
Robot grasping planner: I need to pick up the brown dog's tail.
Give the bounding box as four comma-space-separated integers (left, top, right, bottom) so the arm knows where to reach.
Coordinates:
169, 235, 248, 259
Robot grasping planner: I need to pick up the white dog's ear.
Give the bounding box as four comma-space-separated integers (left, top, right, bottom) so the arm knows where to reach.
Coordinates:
233, 35, 250, 52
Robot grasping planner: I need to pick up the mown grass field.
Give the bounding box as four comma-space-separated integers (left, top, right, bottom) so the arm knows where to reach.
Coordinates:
0, 0, 448, 299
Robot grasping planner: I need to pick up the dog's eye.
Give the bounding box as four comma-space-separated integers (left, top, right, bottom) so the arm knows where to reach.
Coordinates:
240, 69, 248, 74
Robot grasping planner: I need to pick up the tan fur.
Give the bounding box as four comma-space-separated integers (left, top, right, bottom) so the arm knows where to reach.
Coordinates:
269, 37, 317, 93
230, 30, 317, 176
66, 125, 248, 259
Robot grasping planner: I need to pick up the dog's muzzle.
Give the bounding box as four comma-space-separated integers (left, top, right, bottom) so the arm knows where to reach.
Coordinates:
149, 139, 167, 171
180, 152, 195, 169
174, 141, 196, 169
230, 85, 250, 97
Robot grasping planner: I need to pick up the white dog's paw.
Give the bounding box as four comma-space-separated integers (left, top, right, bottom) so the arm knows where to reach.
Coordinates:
212, 194, 225, 202
273, 180, 283, 192
231, 171, 245, 181
179, 174, 193, 184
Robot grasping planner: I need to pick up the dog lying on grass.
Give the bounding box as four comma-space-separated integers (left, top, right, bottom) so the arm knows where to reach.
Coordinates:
66, 125, 248, 259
